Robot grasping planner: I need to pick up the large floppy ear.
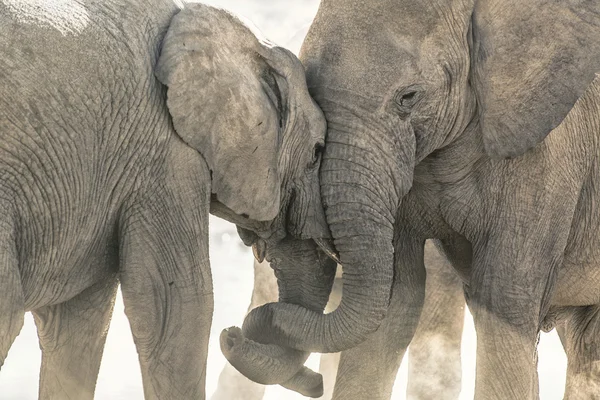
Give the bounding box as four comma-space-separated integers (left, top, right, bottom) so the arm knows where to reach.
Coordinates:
156, 3, 285, 221
471, 0, 600, 159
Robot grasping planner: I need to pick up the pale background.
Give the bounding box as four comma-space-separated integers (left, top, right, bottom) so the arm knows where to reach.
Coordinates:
0, 1, 567, 399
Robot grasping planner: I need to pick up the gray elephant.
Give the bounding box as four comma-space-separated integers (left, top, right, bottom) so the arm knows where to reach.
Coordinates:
214, 240, 464, 400
0, 2, 332, 399
223, 0, 600, 399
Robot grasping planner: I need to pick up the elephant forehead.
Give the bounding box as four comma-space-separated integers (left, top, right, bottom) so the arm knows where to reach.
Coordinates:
306, 37, 422, 102
304, 0, 471, 96
2, 0, 89, 36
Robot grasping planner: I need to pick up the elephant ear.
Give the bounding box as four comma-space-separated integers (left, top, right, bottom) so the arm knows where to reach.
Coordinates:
156, 3, 283, 221
471, 0, 600, 159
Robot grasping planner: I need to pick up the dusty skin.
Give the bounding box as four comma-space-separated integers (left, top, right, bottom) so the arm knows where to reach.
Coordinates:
227, 0, 600, 399
0, 0, 576, 399
0, 2, 331, 399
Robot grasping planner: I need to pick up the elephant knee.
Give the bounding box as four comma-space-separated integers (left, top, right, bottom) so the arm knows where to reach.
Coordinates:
564, 306, 600, 369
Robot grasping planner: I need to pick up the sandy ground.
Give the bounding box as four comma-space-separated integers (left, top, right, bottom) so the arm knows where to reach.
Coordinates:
0, 1, 568, 399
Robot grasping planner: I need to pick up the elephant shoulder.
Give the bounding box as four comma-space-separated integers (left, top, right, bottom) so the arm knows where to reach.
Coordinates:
165, 132, 211, 185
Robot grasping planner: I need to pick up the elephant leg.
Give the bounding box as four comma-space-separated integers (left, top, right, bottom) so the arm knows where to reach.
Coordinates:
211, 259, 277, 400
119, 143, 213, 399
467, 236, 561, 400
559, 306, 600, 399
32, 274, 119, 400
318, 352, 341, 399
407, 240, 465, 400
0, 223, 24, 369
331, 234, 426, 400
532, 334, 540, 399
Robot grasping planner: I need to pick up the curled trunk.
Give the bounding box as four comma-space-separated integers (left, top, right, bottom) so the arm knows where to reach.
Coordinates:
241, 196, 396, 353
240, 100, 412, 354
220, 327, 322, 397
223, 100, 414, 394
221, 238, 336, 397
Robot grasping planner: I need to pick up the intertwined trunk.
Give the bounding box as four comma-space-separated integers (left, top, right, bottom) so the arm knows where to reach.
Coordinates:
222, 96, 414, 395
247, 93, 414, 347
221, 239, 336, 397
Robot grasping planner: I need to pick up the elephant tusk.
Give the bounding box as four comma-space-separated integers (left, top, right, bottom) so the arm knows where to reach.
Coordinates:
314, 238, 341, 264
252, 239, 266, 263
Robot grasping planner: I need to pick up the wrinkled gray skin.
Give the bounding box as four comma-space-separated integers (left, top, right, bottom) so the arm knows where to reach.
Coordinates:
222, 234, 337, 398
0, 2, 330, 399
214, 260, 342, 400
407, 241, 465, 400
214, 241, 464, 400
229, 0, 600, 399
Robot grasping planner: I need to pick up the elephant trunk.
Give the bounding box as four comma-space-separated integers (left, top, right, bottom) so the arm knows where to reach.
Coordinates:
221, 239, 337, 397
223, 99, 414, 394
240, 103, 412, 353
220, 327, 322, 397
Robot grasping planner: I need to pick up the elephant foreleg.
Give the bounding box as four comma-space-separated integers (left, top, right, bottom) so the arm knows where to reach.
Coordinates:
331, 233, 426, 400
0, 221, 24, 369
211, 259, 277, 400
33, 275, 119, 400
407, 240, 465, 400
119, 142, 213, 399
558, 306, 600, 399
468, 232, 562, 400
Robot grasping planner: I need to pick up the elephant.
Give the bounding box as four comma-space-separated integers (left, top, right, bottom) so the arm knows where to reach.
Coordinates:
214, 240, 465, 400
0, 2, 333, 399
221, 0, 600, 399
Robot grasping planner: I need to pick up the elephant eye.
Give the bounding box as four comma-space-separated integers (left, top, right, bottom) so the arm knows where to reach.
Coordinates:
311, 142, 324, 167
398, 91, 417, 106
393, 86, 423, 117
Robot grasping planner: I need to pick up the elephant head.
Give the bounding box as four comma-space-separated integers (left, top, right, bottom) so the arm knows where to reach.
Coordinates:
223, 0, 600, 390
156, 3, 328, 242
156, 4, 340, 396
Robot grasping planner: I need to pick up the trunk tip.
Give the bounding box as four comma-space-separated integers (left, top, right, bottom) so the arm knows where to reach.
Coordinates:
281, 366, 324, 398
219, 326, 243, 356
